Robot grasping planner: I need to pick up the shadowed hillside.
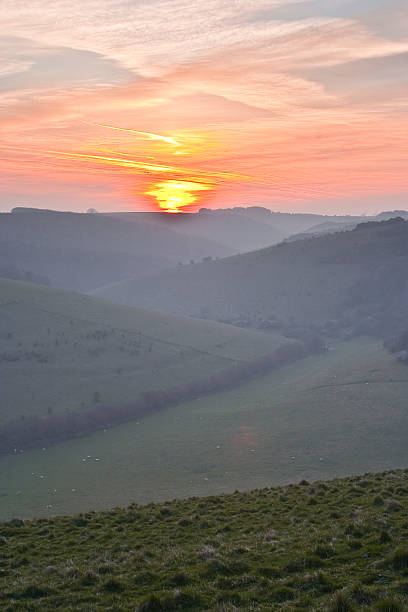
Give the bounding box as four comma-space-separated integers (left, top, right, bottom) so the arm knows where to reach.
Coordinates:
95, 218, 408, 339
107, 209, 286, 253
0, 208, 234, 292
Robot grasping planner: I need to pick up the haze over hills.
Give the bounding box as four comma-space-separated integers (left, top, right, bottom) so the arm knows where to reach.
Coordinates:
106, 205, 390, 252
2, 206, 406, 296
95, 217, 408, 341
1, 205, 396, 295
0, 208, 234, 292
195, 206, 372, 236
107, 209, 286, 253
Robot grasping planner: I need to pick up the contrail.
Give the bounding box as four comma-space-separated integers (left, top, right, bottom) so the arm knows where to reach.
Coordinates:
46, 150, 251, 182
90, 122, 180, 146
46, 151, 183, 174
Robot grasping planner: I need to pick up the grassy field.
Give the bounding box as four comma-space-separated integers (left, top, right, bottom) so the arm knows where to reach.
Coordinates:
0, 278, 286, 430
1, 337, 407, 520
1, 468, 408, 610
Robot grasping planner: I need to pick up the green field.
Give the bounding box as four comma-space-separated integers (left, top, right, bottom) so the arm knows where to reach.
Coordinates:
2, 468, 408, 610
0, 278, 286, 431
2, 337, 407, 520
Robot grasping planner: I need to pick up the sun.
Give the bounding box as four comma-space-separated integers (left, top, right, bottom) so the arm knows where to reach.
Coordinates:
145, 180, 211, 213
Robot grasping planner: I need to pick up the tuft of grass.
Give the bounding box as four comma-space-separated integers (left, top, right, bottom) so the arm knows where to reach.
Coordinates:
328, 590, 355, 612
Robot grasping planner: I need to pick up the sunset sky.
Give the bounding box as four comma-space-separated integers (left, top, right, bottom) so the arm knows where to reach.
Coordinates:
1, 1, 407, 213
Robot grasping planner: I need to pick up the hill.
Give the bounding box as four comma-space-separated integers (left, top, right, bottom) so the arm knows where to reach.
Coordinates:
0, 208, 233, 292
2, 336, 408, 520
199, 206, 369, 237
107, 209, 285, 253
94, 218, 408, 339
0, 278, 298, 452
1, 468, 408, 610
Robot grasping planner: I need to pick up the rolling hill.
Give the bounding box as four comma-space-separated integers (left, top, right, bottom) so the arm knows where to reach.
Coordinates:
94, 218, 408, 338
2, 467, 408, 611
0, 208, 234, 292
0, 278, 298, 452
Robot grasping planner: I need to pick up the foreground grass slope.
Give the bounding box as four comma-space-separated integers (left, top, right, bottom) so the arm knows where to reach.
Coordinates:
95, 218, 408, 336
0, 278, 289, 448
2, 337, 407, 520
2, 469, 408, 610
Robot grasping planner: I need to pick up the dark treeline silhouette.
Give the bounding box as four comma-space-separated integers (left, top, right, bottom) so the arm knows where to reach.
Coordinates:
0, 340, 321, 453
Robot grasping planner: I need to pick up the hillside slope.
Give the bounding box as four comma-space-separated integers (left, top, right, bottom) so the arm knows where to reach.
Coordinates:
0, 278, 294, 451
2, 468, 408, 610
95, 218, 408, 337
0, 208, 233, 292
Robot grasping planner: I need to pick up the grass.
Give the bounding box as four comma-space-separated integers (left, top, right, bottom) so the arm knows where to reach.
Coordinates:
0, 278, 286, 428
1, 336, 408, 520
1, 468, 408, 610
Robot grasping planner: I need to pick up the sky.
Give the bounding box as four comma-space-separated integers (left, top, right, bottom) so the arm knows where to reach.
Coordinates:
1, 0, 407, 214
